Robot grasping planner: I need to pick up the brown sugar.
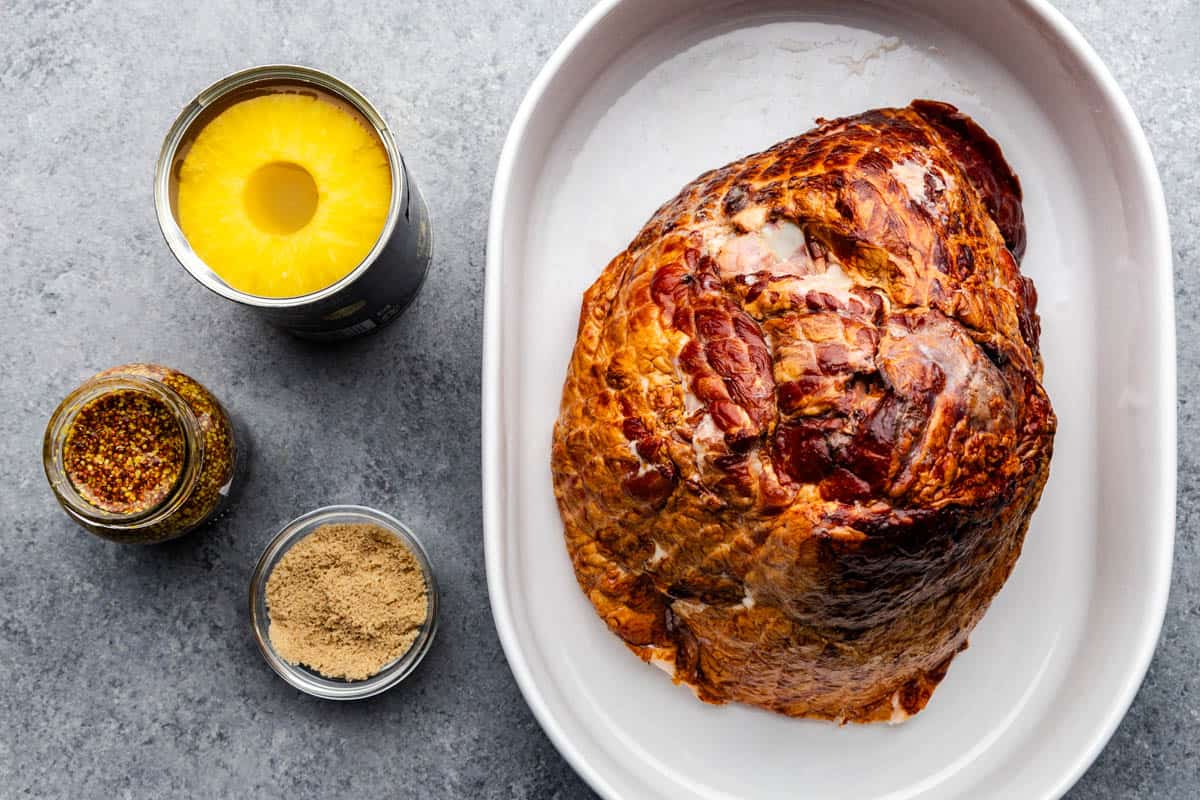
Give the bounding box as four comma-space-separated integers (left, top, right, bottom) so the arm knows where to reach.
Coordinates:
265, 522, 429, 681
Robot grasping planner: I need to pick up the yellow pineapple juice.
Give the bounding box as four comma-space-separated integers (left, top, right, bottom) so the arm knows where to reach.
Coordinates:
156, 66, 432, 340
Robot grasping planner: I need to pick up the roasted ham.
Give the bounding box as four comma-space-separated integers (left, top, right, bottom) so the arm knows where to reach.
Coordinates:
551, 101, 1055, 723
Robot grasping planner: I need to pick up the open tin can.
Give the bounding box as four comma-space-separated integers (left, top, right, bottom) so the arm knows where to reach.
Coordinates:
154, 65, 432, 341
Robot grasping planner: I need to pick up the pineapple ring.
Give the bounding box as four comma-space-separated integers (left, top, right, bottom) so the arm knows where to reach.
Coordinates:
177, 93, 392, 298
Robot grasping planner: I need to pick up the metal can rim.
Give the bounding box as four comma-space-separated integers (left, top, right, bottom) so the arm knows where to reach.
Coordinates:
153, 64, 408, 309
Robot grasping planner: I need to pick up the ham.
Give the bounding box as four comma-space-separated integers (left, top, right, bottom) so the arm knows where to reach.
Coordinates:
551, 101, 1055, 723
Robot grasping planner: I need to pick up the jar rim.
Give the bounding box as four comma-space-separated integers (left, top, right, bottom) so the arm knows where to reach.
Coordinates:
43, 374, 205, 528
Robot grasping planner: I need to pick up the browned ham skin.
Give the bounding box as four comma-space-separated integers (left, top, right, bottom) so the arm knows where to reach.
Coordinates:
552, 101, 1056, 723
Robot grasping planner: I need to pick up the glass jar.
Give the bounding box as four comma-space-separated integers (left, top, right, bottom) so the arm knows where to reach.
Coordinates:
43, 363, 240, 543
249, 505, 440, 700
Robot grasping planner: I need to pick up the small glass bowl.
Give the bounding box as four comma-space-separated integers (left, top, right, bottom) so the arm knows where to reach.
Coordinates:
249, 504, 439, 700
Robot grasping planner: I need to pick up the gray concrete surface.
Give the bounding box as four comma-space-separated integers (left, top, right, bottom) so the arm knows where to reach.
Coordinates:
0, 1, 1195, 797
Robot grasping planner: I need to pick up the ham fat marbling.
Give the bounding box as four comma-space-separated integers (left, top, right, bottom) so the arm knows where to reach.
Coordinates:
551, 101, 1056, 723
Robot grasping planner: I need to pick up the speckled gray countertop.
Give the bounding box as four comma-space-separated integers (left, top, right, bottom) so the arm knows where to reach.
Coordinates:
0, 1, 1195, 798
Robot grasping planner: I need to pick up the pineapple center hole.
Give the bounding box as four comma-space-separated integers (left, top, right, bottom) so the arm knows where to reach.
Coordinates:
243, 161, 319, 235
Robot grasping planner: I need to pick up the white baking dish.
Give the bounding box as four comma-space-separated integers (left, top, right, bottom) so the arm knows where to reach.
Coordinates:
484, 1, 1175, 797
